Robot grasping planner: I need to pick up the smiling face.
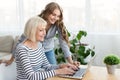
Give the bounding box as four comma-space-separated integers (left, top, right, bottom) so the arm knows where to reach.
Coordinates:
47, 8, 60, 24
38, 2, 63, 25
36, 24, 46, 42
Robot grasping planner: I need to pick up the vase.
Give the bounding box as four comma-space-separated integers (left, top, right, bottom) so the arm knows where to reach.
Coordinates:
106, 64, 116, 74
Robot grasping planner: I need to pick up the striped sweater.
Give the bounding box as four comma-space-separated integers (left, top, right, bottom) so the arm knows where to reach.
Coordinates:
15, 43, 59, 80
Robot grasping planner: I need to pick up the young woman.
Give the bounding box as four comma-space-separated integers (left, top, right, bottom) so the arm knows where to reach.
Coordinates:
0, 2, 80, 66
15, 16, 78, 80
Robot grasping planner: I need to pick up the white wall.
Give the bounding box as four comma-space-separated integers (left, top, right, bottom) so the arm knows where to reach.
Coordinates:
82, 33, 120, 68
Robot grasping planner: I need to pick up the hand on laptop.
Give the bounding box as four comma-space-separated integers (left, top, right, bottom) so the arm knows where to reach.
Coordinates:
72, 61, 80, 67
55, 67, 76, 75
54, 63, 80, 75
59, 63, 78, 71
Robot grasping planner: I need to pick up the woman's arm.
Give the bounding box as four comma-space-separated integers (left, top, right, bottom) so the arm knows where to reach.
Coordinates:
67, 56, 80, 66
57, 28, 80, 66
0, 55, 14, 66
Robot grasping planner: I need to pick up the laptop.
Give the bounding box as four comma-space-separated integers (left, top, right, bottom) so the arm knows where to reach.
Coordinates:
58, 54, 96, 79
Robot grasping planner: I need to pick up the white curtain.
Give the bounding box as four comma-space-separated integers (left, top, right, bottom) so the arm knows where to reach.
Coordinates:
1, 0, 120, 35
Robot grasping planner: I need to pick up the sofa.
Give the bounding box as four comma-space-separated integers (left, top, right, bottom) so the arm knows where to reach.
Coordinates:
0, 35, 18, 58
0, 35, 18, 80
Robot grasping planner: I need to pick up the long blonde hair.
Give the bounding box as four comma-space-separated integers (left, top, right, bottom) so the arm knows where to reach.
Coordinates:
38, 2, 70, 46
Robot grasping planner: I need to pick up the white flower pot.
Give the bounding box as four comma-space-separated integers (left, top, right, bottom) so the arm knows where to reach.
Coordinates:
106, 64, 116, 74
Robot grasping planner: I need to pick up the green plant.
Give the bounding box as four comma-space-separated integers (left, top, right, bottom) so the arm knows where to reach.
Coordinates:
104, 54, 120, 65
55, 30, 95, 64
70, 31, 95, 64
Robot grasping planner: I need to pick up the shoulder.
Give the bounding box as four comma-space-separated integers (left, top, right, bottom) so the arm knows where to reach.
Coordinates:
18, 34, 27, 42
38, 42, 43, 48
50, 24, 58, 30
15, 43, 28, 54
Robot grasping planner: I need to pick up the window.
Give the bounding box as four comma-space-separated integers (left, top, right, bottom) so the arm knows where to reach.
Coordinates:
90, 0, 120, 34
0, 0, 120, 35
0, 0, 20, 35
55, 0, 85, 34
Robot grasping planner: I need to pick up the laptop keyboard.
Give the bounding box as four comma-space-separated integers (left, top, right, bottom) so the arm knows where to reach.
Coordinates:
73, 68, 86, 77
58, 68, 87, 79
65, 68, 86, 77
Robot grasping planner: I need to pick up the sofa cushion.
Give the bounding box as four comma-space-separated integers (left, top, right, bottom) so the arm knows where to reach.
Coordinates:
0, 35, 14, 53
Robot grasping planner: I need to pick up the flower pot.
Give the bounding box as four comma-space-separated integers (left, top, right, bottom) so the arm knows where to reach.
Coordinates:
106, 64, 116, 74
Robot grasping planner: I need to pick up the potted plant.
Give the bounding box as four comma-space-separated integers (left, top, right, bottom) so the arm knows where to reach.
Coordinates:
55, 30, 95, 64
103, 54, 120, 74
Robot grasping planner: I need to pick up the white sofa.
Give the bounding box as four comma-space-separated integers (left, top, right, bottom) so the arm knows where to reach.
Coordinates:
0, 35, 19, 58
0, 35, 17, 80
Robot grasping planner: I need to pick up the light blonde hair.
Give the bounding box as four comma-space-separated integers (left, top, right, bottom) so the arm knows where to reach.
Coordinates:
24, 16, 47, 42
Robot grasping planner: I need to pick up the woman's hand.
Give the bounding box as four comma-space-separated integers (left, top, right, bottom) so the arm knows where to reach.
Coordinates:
59, 63, 78, 71
0, 59, 14, 66
0, 60, 3, 64
66, 56, 80, 67
72, 61, 80, 67
55, 67, 75, 75
4, 59, 13, 66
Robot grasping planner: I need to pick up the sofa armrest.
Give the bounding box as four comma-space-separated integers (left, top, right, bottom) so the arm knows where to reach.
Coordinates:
0, 35, 14, 53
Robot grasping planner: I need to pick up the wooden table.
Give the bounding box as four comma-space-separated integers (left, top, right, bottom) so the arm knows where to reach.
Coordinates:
47, 66, 120, 80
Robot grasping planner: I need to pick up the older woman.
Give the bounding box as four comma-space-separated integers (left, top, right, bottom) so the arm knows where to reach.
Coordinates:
15, 16, 78, 80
